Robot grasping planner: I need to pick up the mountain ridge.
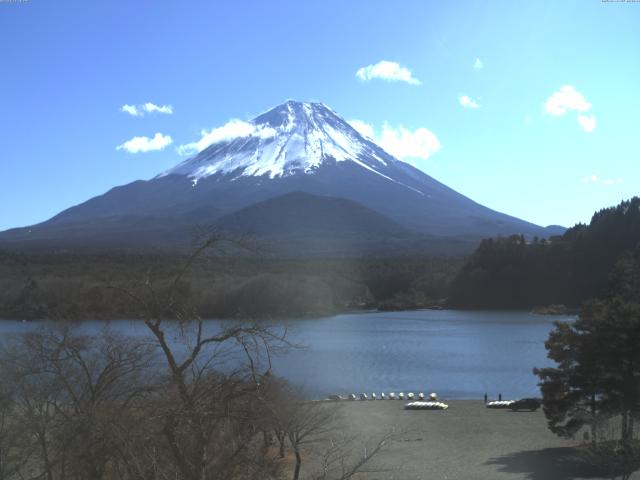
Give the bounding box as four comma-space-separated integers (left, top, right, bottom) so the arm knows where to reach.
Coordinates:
0, 100, 565, 255
162, 100, 407, 184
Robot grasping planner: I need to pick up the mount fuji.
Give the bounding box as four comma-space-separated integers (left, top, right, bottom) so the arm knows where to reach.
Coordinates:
0, 100, 563, 255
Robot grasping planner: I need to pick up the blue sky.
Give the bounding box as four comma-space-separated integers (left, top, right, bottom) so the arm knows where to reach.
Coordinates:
1, 0, 638, 231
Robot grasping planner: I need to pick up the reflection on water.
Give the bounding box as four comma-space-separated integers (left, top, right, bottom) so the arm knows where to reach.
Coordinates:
0, 310, 573, 400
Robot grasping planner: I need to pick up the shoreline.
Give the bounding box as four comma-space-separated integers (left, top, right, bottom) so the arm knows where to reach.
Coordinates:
325, 400, 603, 480
0, 306, 578, 323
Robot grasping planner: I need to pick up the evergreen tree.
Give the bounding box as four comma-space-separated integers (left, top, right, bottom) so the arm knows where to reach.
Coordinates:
450, 197, 640, 308
535, 247, 640, 445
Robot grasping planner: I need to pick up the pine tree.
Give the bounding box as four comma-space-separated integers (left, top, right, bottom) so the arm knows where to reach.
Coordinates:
535, 247, 640, 445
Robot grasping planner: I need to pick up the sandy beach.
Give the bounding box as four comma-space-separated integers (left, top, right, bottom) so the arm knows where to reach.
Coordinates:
311, 400, 638, 480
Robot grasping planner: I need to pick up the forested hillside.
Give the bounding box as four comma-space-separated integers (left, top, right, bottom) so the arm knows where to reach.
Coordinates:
0, 252, 461, 320
449, 197, 640, 309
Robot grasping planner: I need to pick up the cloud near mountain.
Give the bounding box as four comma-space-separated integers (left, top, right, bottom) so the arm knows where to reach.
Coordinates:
348, 120, 440, 161
355, 60, 421, 85
177, 120, 277, 156
117, 132, 173, 153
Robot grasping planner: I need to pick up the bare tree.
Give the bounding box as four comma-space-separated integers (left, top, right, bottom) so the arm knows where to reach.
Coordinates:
113, 235, 292, 480
286, 401, 339, 480
257, 380, 396, 480
0, 382, 29, 480
258, 376, 293, 459
1, 324, 157, 480
0, 234, 396, 480
312, 431, 396, 480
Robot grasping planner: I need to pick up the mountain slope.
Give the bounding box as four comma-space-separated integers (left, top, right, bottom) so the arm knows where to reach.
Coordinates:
217, 191, 409, 238
0, 100, 563, 254
214, 191, 421, 257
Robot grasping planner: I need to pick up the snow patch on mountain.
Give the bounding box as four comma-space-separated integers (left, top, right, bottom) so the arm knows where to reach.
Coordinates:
162, 101, 400, 181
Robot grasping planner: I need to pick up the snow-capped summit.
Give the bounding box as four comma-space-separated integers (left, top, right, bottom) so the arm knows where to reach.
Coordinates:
163, 100, 398, 182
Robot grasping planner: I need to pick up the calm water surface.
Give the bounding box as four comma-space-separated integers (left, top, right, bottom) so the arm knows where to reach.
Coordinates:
0, 310, 573, 400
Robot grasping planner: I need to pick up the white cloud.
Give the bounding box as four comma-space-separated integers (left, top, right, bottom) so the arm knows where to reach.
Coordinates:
577, 114, 597, 133
348, 119, 440, 161
348, 119, 375, 139
121, 104, 142, 117
544, 85, 597, 133
544, 85, 592, 116
176, 119, 277, 156
143, 102, 173, 114
117, 133, 173, 153
582, 174, 622, 186
121, 102, 173, 116
380, 124, 440, 160
459, 95, 480, 109
473, 58, 484, 70
602, 178, 623, 185
355, 60, 421, 85
582, 174, 599, 183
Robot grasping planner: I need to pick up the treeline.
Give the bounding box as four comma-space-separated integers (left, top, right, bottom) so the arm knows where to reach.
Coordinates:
0, 251, 462, 320
449, 197, 640, 309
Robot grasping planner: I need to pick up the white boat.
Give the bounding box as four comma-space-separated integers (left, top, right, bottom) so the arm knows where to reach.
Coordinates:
405, 401, 449, 410
485, 400, 514, 409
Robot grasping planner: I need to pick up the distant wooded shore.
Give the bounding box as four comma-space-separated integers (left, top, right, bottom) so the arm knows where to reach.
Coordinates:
0, 252, 459, 321
2, 197, 637, 321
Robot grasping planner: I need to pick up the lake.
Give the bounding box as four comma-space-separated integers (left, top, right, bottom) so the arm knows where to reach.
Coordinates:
0, 310, 572, 400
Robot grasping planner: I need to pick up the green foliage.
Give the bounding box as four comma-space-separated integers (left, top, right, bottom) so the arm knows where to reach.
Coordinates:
535, 248, 640, 445
450, 197, 640, 309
